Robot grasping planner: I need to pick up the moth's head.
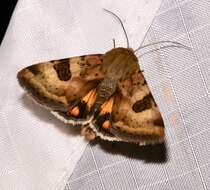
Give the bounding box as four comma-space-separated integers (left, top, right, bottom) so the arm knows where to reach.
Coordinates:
104, 47, 138, 62
111, 47, 135, 55
103, 47, 139, 80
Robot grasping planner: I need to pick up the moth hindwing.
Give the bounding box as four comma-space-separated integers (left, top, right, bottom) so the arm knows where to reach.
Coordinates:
18, 48, 165, 146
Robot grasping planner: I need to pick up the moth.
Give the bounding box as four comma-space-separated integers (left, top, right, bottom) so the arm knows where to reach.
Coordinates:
17, 9, 188, 145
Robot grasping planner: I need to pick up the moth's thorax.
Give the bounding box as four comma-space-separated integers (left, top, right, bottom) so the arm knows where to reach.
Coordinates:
103, 47, 139, 80
94, 48, 139, 111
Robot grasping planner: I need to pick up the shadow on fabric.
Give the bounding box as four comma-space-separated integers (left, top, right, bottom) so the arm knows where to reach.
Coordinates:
21, 94, 81, 136
91, 138, 167, 163
21, 93, 167, 162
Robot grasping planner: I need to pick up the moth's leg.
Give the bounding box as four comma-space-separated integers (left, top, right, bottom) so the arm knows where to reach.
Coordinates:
81, 125, 96, 140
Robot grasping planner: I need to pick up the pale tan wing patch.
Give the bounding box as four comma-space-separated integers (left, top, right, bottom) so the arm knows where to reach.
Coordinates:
111, 70, 165, 145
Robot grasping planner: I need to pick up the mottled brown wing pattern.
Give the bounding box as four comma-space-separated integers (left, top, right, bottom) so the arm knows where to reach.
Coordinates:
17, 7, 167, 146
110, 70, 165, 145
17, 54, 104, 111
18, 52, 165, 145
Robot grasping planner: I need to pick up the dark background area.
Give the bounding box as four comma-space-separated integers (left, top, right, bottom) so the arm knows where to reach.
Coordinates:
0, 0, 18, 45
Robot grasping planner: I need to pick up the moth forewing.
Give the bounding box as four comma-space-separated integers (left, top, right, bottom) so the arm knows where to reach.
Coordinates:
17, 54, 103, 111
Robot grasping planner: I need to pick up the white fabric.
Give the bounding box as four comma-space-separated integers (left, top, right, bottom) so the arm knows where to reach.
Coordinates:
0, 0, 162, 189
66, 0, 210, 190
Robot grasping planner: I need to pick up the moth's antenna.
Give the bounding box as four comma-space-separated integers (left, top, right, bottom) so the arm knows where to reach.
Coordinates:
113, 39, 116, 48
104, 9, 130, 48
134, 40, 191, 52
137, 44, 191, 58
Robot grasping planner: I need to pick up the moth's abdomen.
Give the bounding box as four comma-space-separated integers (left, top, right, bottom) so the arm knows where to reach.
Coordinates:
94, 77, 116, 111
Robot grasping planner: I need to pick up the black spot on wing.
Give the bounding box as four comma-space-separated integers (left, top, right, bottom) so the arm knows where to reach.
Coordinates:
53, 59, 71, 81
68, 100, 90, 119
27, 65, 41, 75
78, 102, 89, 118
132, 93, 153, 113
95, 113, 111, 129
153, 117, 164, 127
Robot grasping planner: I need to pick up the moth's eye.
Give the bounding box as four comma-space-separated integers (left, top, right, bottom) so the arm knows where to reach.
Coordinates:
95, 73, 99, 76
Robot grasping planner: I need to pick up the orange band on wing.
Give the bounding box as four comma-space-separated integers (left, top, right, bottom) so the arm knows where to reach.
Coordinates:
99, 97, 114, 116
68, 106, 80, 116
82, 89, 96, 110
102, 120, 110, 129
